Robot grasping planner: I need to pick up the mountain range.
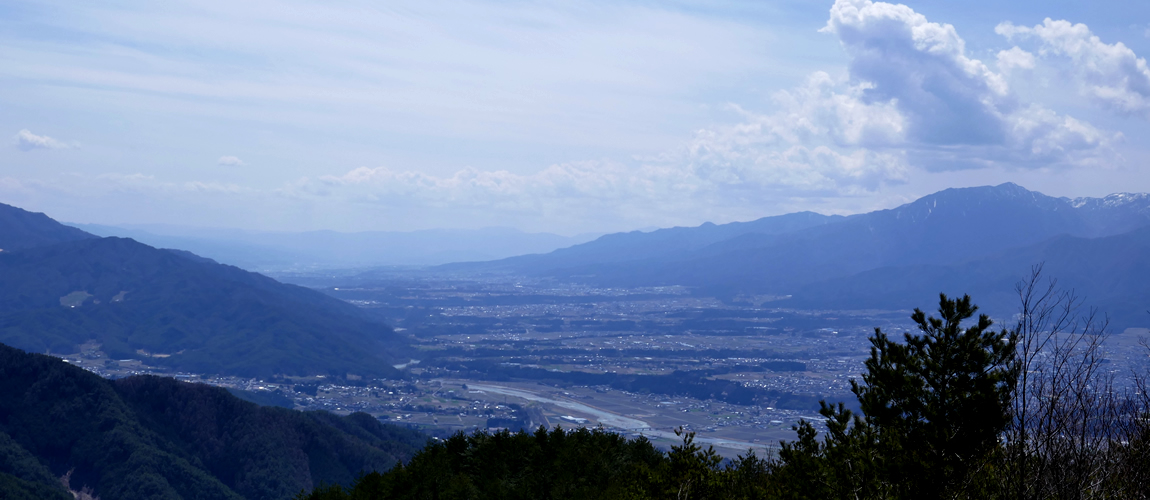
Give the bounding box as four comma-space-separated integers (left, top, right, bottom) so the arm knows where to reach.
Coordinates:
0, 203, 410, 377
446, 183, 1150, 327
4, 182, 1149, 377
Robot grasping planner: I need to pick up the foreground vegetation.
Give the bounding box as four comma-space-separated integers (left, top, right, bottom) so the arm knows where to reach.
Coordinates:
300, 273, 1150, 499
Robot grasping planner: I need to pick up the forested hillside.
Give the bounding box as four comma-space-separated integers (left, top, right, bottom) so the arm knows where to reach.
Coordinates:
0, 202, 411, 377
0, 342, 427, 500
0, 202, 94, 252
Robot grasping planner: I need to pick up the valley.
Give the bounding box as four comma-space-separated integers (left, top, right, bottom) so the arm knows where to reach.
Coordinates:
47, 262, 1150, 458
49, 272, 1011, 457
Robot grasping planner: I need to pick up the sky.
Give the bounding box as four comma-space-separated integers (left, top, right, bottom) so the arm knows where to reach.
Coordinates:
4, 0, 1150, 235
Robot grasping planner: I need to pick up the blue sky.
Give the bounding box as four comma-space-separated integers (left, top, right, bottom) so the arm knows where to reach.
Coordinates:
4, 0, 1150, 234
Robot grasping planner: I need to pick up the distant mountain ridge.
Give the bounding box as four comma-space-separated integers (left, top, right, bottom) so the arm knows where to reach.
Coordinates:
72, 223, 599, 271
454, 183, 1147, 283
442, 183, 1150, 327
1068, 192, 1150, 237
0, 203, 410, 377
444, 210, 846, 274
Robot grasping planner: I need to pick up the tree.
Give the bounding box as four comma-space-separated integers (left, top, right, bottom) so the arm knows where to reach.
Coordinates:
1003, 264, 1121, 499
777, 294, 1018, 498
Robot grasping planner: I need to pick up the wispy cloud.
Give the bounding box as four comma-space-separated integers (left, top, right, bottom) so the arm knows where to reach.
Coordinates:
0, 0, 1140, 233
12, 129, 76, 151
0, 0, 776, 154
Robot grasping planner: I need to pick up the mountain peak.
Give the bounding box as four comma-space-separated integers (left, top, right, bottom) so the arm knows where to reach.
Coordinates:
994, 181, 1026, 191
888, 184, 1065, 225
973, 182, 1044, 200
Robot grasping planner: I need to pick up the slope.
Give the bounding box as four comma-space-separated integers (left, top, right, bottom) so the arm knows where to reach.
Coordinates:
0, 202, 94, 252
512, 183, 1101, 294
0, 342, 426, 500
448, 211, 845, 275
789, 226, 1150, 328
0, 236, 409, 377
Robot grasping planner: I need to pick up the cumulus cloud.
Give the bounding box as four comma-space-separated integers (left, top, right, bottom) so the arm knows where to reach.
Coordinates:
998, 19, 1150, 117
824, 0, 1009, 146
997, 47, 1036, 74
667, 75, 911, 192
217, 156, 246, 166
818, 0, 1111, 169
13, 129, 75, 151
766, 72, 906, 148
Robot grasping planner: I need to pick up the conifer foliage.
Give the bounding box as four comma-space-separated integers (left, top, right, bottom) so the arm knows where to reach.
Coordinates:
773, 294, 1018, 498
296, 425, 773, 500
858, 294, 1019, 496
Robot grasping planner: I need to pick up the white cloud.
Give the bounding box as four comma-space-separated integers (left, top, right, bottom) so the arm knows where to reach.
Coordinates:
217, 156, 246, 166
767, 72, 906, 148
998, 18, 1150, 117
824, 0, 1008, 146
665, 75, 911, 192
997, 47, 1036, 74
813, 0, 1111, 170
12, 129, 75, 151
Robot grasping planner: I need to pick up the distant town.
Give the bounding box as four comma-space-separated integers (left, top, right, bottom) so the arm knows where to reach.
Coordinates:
52, 271, 1150, 457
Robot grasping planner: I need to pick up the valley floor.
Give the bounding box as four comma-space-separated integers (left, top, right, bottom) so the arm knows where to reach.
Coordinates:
51, 272, 1150, 458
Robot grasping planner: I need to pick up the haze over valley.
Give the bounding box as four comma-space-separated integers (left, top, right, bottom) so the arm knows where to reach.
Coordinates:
6, 0, 1150, 497
3, 182, 1150, 462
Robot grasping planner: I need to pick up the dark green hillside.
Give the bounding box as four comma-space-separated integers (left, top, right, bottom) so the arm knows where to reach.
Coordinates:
299, 426, 774, 500
0, 342, 426, 500
0, 202, 94, 251
0, 430, 73, 500
0, 237, 409, 377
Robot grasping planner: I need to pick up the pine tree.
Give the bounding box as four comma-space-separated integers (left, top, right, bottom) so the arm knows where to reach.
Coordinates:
859, 294, 1018, 497
777, 294, 1019, 499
